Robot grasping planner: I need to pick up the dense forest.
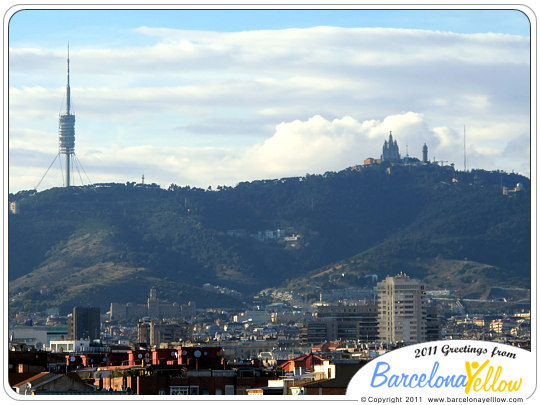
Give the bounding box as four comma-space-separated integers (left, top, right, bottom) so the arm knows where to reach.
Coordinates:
8, 164, 531, 314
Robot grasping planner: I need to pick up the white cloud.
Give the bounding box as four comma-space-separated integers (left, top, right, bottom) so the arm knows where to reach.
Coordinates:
9, 110, 531, 193
8, 26, 531, 192
11, 113, 434, 191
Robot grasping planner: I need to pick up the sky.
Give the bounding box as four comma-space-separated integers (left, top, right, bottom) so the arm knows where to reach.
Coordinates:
7, 7, 532, 193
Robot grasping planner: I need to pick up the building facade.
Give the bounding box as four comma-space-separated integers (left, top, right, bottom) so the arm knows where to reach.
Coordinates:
138, 320, 192, 347
377, 273, 426, 344
110, 288, 195, 321
303, 304, 378, 344
68, 307, 100, 341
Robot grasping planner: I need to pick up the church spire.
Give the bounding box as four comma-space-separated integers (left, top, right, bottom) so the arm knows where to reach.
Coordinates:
381, 131, 401, 162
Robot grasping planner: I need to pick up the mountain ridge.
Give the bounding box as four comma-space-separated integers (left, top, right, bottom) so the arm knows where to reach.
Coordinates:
8, 164, 531, 314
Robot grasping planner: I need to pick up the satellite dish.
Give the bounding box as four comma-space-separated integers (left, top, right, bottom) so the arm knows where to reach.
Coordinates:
171, 352, 176, 357
138, 354, 143, 359
194, 350, 201, 358
182, 350, 187, 356
70, 356, 76, 362
145, 353, 150, 357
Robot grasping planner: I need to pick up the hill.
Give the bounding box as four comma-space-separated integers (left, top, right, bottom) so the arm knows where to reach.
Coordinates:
8, 164, 531, 314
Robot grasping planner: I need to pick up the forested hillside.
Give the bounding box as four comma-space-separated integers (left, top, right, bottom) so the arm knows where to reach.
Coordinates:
8, 164, 530, 314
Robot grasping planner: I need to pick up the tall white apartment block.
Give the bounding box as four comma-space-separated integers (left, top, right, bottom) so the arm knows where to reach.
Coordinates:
377, 272, 427, 344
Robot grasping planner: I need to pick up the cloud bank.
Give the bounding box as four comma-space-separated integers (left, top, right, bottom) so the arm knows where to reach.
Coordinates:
8, 26, 530, 191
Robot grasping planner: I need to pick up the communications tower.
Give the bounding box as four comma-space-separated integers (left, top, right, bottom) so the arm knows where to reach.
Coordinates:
35, 44, 89, 190
59, 44, 75, 187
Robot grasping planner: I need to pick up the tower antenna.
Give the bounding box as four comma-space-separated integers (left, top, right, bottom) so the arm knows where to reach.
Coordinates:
464, 125, 467, 172
59, 42, 76, 187
36, 43, 91, 190
67, 42, 71, 115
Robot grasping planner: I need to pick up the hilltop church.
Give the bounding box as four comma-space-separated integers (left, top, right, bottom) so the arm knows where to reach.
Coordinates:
364, 132, 429, 166
381, 131, 401, 162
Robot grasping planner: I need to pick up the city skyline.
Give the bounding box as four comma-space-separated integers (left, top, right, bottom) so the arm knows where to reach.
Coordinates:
8, 7, 532, 193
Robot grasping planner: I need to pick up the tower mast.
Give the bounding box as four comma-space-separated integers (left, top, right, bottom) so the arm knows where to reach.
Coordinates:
463, 125, 467, 172
35, 43, 90, 191
66, 43, 71, 115
59, 43, 75, 187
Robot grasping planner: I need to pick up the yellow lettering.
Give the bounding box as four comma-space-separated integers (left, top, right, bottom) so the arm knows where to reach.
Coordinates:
482, 366, 494, 392
465, 360, 490, 394
497, 380, 507, 392
509, 379, 522, 392
492, 366, 503, 391
464, 361, 522, 394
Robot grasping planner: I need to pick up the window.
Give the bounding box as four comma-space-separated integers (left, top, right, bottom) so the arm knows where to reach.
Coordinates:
170, 386, 189, 395
225, 385, 235, 395
190, 386, 199, 395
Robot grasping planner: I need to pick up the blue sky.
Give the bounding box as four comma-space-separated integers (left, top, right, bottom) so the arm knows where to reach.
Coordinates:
9, 9, 531, 41
7, 7, 532, 192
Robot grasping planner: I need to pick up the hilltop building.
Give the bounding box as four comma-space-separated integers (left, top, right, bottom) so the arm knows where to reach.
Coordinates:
502, 183, 525, 196
377, 273, 427, 344
381, 132, 401, 162
363, 133, 436, 168
9, 201, 18, 214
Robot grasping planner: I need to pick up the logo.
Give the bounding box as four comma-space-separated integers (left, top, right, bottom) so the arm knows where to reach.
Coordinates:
464, 360, 522, 394
347, 340, 532, 400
